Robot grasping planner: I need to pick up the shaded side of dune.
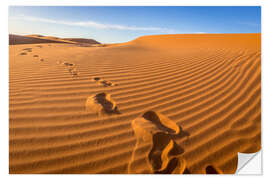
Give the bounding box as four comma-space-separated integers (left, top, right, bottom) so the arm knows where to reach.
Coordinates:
9, 34, 72, 45
63, 38, 100, 45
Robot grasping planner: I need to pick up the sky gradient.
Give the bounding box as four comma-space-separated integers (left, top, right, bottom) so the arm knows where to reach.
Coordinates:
9, 6, 261, 43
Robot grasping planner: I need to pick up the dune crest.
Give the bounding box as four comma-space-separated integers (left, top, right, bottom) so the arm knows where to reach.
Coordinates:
9, 34, 100, 45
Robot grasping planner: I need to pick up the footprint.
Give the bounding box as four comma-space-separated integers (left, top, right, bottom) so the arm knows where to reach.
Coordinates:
92, 77, 118, 87
150, 132, 185, 174
128, 111, 186, 174
69, 68, 79, 77
142, 111, 180, 134
59, 61, 79, 77
63, 62, 74, 66
22, 48, 32, 52
93, 77, 101, 81
19, 52, 27, 55
33, 55, 39, 57
205, 165, 222, 174
66, 64, 79, 76
99, 80, 113, 87
72, 72, 79, 76
85, 92, 121, 116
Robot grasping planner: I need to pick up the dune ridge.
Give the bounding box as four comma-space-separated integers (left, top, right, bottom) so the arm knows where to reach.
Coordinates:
9, 33, 261, 174
9, 34, 101, 45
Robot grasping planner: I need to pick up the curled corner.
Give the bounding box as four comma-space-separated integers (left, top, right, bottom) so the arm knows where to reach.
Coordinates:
235, 150, 262, 175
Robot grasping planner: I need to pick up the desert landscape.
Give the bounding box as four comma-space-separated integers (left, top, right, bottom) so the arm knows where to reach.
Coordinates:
9, 33, 261, 174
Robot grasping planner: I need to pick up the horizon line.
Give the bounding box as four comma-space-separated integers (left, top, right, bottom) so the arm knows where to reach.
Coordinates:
9, 32, 261, 44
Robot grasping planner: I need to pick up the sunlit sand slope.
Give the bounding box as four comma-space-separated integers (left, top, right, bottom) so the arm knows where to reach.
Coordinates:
9, 33, 261, 174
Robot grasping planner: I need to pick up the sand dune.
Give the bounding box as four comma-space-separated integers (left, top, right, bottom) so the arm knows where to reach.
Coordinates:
9, 33, 261, 174
9, 34, 71, 45
10, 34, 101, 45
63, 38, 100, 45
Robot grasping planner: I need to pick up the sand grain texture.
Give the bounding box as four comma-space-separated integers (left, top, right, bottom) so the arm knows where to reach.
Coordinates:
9, 34, 261, 174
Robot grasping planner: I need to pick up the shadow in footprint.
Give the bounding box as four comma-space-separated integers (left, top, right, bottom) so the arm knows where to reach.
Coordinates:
22, 48, 32, 52
64, 62, 74, 66
142, 111, 179, 134
156, 157, 187, 174
85, 92, 121, 115
68, 68, 79, 77
20, 52, 27, 55
205, 165, 222, 174
93, 77, 101, 81
183, 168, 191, 174
149, 133, 172, 171
172, 126, 190, 140
149, 132, 185, 174
100, 80, 113, 87
95, 93, 121, 114
33, 55, 39, 57
72, 71, 79, 76
129, 111, 188, 174
156, 158, 179, 174
93, 77, 118, 87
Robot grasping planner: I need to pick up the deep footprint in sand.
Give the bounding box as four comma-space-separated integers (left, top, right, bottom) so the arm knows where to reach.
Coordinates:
205, 165, 222, 174
59, 61, 79, 77
128, 111, 187, 174
92, 77, 118, 87
68, 68, 79, 77
19, 52, 27, 56
150, 132, 186, 174
93, 77, 101, 81
85, 92, 121, 116
99, 80, 113, 87
63, 62, 74, 66
22, 48, 32, 52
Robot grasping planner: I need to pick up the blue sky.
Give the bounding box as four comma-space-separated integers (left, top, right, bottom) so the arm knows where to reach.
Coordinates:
9, 6, 261, 43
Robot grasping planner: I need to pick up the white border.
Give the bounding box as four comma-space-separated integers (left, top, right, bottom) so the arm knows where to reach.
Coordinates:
237, 151, 262, 174
7, 0, 263, 6
2, 0, 269, 179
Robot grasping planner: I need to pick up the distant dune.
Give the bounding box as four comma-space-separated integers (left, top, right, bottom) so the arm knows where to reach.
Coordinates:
9, 34, 101, 45
9, 33, 261, 174
63, 38, 100, 44
9, 34, 70, 45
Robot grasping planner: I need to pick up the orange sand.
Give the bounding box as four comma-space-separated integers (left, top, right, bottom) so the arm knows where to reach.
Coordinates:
9, 33, 261, 174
